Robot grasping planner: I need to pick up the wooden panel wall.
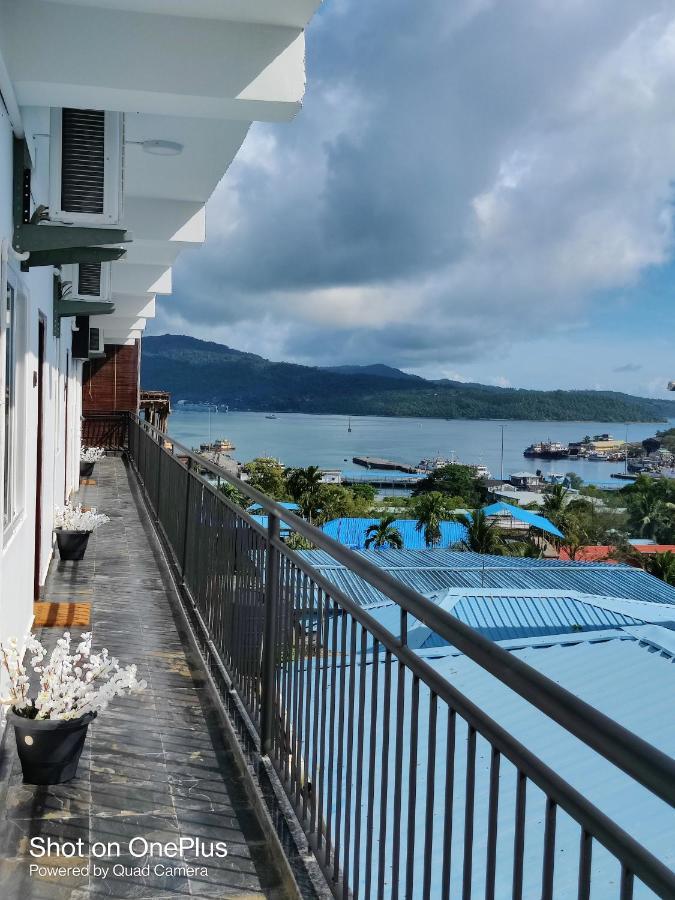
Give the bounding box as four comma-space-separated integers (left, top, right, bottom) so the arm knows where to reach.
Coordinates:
82, 342, 140, 413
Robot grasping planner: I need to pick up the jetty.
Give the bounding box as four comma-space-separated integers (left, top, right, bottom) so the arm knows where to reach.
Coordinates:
352, 455, 420, 473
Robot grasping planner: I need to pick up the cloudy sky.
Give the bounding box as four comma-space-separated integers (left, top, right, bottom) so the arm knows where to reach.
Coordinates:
149, 0, 675, 398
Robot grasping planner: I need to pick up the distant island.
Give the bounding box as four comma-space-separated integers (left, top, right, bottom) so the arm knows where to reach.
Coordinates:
141, 334, 675, 423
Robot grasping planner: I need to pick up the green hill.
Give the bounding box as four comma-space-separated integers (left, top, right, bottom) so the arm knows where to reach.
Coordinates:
141, 334, 675, 422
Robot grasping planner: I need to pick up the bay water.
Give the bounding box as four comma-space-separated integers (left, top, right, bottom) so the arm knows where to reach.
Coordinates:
167, 410, 674, 487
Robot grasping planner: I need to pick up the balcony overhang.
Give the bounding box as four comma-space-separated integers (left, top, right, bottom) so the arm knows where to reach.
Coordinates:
1, 1, 307, 121
39, 0, 320, 30
111, 264, 171, 296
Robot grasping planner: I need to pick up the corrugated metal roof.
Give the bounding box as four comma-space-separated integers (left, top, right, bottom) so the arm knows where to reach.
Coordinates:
297, 548, 675, 607
321, 517, 467, 550
301, 548, 584, 568
482, 501, 564, 538
365, 590, 645, 646
311, 634, 675, 898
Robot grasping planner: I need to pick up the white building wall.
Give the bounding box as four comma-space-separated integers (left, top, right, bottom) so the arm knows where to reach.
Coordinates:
0, 99, 82, 643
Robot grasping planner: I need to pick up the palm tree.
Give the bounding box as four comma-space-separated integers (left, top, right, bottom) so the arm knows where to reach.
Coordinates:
541, 484, 569, 522
286, 466, 324, 522
364, 515, 403, 550
453, 509, 504, 555
643, 551, 675, 586
413, 492, 449, 547
628, 491, 669, 540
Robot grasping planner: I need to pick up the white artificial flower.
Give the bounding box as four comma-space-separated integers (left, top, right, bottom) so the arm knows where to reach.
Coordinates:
54, 503, 109, 533
0, 630, 146, 721
80, 447, 105, 463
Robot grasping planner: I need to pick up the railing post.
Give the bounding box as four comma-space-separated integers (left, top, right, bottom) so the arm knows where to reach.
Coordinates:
261, 514, 280, 755
154, 433, 163, 517
181, 458, 192, 583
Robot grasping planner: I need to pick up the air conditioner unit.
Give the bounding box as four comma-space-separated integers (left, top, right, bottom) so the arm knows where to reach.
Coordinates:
49, 108, 124, 225
88, 326, 105, 357
61, 262, 111, 302
72, 316, 90, 360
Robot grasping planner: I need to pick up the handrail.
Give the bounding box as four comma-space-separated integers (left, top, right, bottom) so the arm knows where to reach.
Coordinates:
130, 412, 675, 810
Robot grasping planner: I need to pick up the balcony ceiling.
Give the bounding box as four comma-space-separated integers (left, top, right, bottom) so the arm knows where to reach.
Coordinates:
39, 0, 320, 28
123, 116, 250, 203
0, 0, 320, 343
0, 1, 307, 120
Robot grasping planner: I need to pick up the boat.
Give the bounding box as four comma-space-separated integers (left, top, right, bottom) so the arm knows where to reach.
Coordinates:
523, 441, 569, 459
347, 417, 352, 433
417, 456, 453, 472
199, 438, 235, 452
470, 463, 492, 479
265, 414, 277, 420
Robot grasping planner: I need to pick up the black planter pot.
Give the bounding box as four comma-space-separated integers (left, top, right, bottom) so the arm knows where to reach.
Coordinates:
80, 461, 95, 477
8, 710, 97, 784
55, 529, 91, 560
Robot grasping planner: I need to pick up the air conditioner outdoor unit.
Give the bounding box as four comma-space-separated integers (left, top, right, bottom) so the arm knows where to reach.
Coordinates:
49, 108, 124, 225
61, 262, 111, 302
88, 326, 105, 357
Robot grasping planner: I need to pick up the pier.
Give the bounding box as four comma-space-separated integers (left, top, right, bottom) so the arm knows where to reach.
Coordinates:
352, 455, 420, 473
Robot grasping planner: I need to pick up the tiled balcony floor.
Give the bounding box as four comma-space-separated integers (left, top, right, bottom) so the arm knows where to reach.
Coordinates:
0, 456, 291, 899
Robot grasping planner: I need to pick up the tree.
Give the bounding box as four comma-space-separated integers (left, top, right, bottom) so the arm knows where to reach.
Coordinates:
413, 492, 451, 547
452, 510, 504, 555
643, 551, 675, 585
364, 515, 404, 550
286, 466, 324, 522
218, 481, 251, 509
541, 484, 570, 522
625, 477, 675, 541
350, 483, 377, 505
286, 465, 323, 500
242, 458, 288, 499
314, 485, 356, 524
558, 519, 590, 561
565, 472, 584, 490
412, 465, 486, 506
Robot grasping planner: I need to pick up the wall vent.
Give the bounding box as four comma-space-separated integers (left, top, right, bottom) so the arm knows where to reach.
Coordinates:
77, 262, 102, 297
61, 109, 105, 215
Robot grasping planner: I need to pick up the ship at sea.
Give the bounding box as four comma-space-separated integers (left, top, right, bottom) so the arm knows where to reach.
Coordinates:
199, 438, 235, 452
523, 441, 570, 460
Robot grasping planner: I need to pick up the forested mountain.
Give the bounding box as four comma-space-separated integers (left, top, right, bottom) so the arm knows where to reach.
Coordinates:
141, 335, 675, 422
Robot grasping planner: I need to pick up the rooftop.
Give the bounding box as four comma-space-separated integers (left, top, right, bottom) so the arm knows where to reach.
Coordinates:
321, 517, 467, 550
298, 547, 675, 607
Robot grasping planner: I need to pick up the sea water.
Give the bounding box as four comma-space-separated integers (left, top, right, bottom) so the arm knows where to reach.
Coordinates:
167, 410, 674, 487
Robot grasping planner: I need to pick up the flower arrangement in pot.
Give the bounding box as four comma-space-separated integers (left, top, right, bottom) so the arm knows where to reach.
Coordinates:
80, 446, 105, 478
1, 631, 146, 784
54, 503, 109, 560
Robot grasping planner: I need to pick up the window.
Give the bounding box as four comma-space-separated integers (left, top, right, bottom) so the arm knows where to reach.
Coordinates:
4, 279, 16, 527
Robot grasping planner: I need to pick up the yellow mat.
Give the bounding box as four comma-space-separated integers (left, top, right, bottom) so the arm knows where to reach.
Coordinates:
79, 478, 96, 486
34, 602, 91, 627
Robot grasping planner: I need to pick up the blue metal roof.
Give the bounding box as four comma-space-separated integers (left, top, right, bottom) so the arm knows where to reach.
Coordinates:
321, 517, 467, 550
366, 590, 645, 646
298, 548, 675, 607
482, 501, 564, 538
250, 514, 292, 535
323, 634, 675, 897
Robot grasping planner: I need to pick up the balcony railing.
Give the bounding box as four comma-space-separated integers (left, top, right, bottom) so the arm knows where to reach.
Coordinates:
126, 413, 675, 899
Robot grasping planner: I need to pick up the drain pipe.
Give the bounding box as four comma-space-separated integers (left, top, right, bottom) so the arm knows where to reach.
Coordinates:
0, 48, 22, 139
1, 238, 29, 267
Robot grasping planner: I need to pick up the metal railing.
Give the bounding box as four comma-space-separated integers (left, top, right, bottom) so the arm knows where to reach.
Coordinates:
126, 413, 675, 899
82, 411, 130, 449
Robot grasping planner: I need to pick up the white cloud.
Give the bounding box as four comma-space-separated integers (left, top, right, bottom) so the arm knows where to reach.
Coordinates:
155, 0, 675, 394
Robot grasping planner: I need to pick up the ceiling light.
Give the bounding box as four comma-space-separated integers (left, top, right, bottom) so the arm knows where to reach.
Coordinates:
130, 140, 183, 156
